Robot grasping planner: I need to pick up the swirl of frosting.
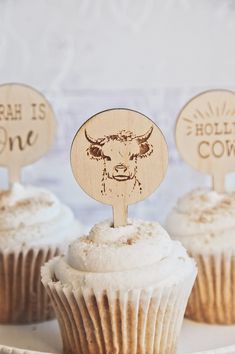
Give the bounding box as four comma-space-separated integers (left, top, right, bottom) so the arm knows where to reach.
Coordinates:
54, 219, 196, 290
0, 183, 79, 250
166, 188, 235, 253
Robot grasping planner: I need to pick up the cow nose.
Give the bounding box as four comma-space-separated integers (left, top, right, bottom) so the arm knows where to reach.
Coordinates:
115, 164, 127, 173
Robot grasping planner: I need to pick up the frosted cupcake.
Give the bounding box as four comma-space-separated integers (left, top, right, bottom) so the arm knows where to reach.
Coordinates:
0, 183, 79, 324
166, 188, 235, 324
42, 219, 196, 354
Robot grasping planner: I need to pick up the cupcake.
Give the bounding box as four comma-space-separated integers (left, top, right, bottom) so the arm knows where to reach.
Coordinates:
0, 183, 79, 324
42, 219, 196, 354
166, 188, 235, 324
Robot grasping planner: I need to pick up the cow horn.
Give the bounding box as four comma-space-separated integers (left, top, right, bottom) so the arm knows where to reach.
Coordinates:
85, 129, 105, 145
136, 126, 153, 143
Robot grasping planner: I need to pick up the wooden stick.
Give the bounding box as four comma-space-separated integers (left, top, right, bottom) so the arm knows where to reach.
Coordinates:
113, 203, 128, 227
212, 173, 225, 193
8, 164, 21, 186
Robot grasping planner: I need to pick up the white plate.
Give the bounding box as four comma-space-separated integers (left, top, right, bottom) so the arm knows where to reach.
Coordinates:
0, 319, 234, 354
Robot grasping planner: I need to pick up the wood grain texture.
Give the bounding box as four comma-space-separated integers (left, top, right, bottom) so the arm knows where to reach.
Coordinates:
176, 90, 235, 193
0, 83, 56, 186
71, 108, 168, 227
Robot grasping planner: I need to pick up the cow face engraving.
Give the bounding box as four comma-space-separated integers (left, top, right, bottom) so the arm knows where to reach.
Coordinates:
85, 127, 153, 196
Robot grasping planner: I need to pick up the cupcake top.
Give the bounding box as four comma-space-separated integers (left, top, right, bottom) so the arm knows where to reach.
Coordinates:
0, 183, 79, 251
166, 188, 235, 253
54, 219, 195, 290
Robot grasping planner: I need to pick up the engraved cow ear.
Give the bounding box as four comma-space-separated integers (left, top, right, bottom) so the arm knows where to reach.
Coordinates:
85, 129, 105, 160
87, 145, 103, 160
139, 142, 153, 158
137, 126, 154, 158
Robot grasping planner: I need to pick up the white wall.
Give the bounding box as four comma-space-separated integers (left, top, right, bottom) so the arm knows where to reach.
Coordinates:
0, 0, 235, 90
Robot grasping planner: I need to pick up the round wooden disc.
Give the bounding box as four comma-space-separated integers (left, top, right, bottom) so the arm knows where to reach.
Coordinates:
71, 108, 168, 206
176, 90, 235, 178
0, 83, 56, 180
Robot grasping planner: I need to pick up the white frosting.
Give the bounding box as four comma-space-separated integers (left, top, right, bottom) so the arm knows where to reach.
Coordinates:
166, 188, 235, 253
0, 183, 79, 250
54, 219, 196, 290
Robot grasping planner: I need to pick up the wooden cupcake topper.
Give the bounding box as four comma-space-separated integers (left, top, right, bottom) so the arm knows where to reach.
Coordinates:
0, 83, 56, 185
71, 108, 168, 227
176, 90, 235, 193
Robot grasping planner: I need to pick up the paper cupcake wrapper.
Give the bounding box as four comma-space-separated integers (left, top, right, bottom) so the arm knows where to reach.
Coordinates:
186, 251, 235, 324
42, 261, 196, 354
0, 247, 60, 324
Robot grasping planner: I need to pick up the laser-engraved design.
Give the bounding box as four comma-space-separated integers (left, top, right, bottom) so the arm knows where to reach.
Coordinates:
0, 83, 56, 185
176, 89, 235, 192
70, 108, 168, 226
85, 126, 153, 196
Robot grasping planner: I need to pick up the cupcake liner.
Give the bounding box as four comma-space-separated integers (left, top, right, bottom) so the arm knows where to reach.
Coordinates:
0, 247, 60, 324
42, 260, 196, 354
186, 251, 235, 324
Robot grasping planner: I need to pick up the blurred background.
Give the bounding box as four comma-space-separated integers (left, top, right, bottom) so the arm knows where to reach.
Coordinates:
1, 0, 235, 227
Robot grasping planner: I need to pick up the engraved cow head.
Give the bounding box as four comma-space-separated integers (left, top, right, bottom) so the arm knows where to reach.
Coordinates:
85, 127, 153, 193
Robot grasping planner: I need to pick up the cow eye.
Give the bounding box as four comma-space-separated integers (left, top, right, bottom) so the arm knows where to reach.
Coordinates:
105, 156, 111, 161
